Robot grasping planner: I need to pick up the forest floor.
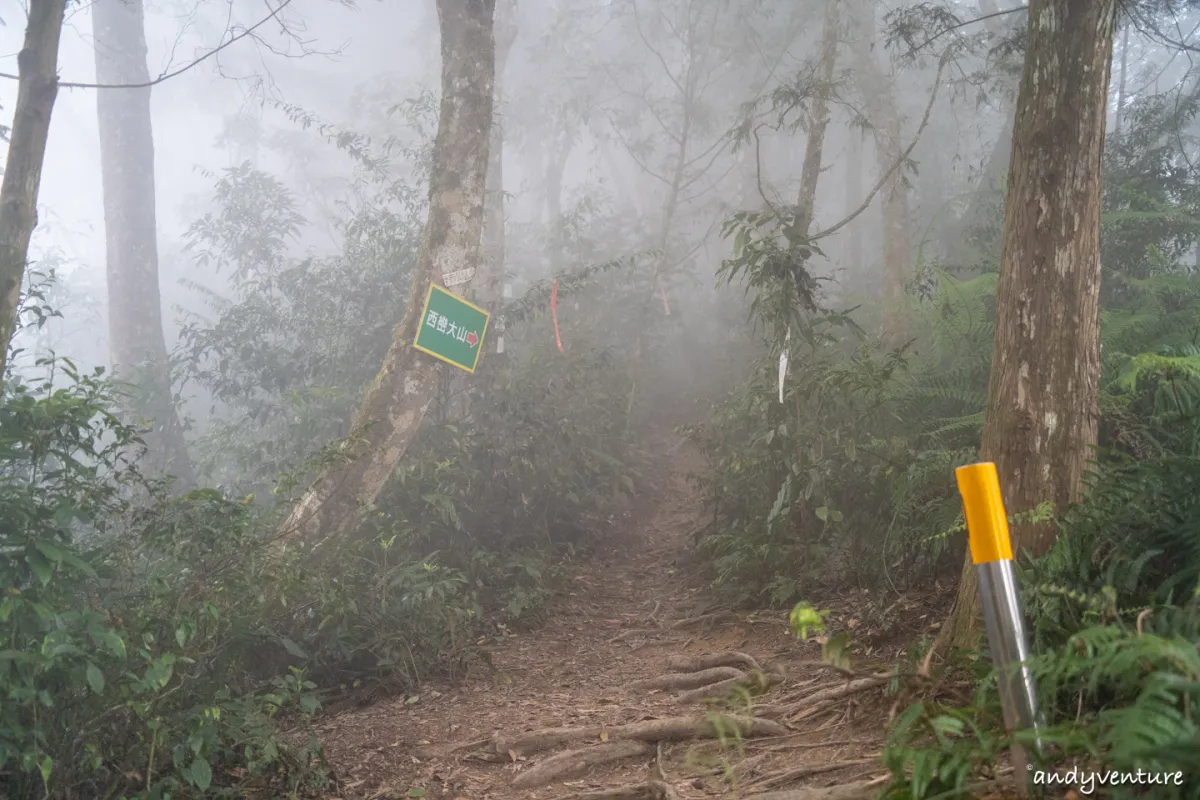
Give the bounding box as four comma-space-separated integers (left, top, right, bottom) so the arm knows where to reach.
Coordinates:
314, 431, 956, 800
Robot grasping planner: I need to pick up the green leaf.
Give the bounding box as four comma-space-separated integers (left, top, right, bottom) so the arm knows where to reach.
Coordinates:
766, 476, 793, 530
789, 603, 829, 640
34, 539, 66, 563
92, 629, 126, 659
26, 550, 53, 586
280, 637, 307, 659
85, 662, 105, 694
190, 756, 212, 791
815, 506, 829, 522
0, 649, 37, 664
407, 789, 427, 798
733, 228, 748, 258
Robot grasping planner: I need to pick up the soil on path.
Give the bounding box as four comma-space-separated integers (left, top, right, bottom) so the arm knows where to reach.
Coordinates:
316, 434, 912, 800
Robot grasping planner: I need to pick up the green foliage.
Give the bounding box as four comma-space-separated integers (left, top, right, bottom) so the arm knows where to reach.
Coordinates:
695, 173, 1200, 606
177, 159, 653, 634
177, 162, 421, 489
690, 222, 990, 606
0, 90, 704, 795
707, 77, 1200, 798
0, 363, 327, 798
882, 455, 1200, 799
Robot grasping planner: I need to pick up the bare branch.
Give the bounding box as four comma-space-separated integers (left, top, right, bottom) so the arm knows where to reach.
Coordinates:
631, 0, 686, 98
811, 52, 949, 242
905, 4, 1028, 55
0, 0, 299, 90
599, 108, 675, 185
600, 62, 683, 145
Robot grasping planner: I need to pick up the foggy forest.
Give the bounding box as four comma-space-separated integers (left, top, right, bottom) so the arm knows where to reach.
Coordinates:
1, 0, 1198, 797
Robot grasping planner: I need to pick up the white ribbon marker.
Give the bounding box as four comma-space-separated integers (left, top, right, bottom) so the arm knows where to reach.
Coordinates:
778, 328, 790, 404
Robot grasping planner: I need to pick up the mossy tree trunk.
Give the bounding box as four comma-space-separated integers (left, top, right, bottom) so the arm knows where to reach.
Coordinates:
939, 0, 1116, 652
0, 0, 66, 384
276, 0, 496, 555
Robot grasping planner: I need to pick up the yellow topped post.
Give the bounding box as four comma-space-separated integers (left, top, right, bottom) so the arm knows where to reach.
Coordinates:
956, 462, 1014, 564
955, 462, 1043, 797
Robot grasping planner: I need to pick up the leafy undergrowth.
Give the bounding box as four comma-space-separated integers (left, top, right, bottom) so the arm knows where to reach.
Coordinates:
685, 84, 1200, 798
0, 332, 649, 797
881, 456, 1200, 800
0, 104, 758, 795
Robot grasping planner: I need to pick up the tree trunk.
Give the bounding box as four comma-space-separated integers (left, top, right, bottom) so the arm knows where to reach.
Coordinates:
843, 133, 863, 277
1113, 22, 1129, 140
0, 0, 66, 384
939, 0, 1116, 652
92, 0, 196, 488
276, 0, 496, 555
795, 0, 839, 237
543, 124, 572, 225
851, 0, 911, 339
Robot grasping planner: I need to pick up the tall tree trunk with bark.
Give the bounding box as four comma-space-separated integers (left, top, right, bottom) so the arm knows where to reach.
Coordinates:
1113, 22, 1130, 140
92, 0, 196, 487
939, 0, 1116, 652
794, 0, 839, 237
0, 0, 66, 383
277, 0, 496, 555
851, 0, 911, 340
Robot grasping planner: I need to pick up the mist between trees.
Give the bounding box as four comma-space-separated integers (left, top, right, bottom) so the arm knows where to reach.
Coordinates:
0, 0, 1199, 797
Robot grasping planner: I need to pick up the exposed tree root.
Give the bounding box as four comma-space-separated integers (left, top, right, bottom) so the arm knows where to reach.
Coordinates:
670, 612, 740, 629
677, 669, 784, 704
490, 715, 788, 757
745, 735, 879, 752
511, 740, 653, 789
744, 756, 878, 791
558, 780, 679, 800
750, 703, 790, 720
784, 674, 891, 716
665, 651, 761, 673
413, 737, 490, 761
629, 666, 745, 692
653, 740, 668, 783
744, 774, 1013, 800
741, 774, 890, 800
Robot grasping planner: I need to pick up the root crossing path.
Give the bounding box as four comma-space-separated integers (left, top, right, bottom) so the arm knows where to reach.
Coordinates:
317, 435, 891, 800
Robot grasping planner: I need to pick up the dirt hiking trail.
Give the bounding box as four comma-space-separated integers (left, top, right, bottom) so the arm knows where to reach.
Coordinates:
316, 433, 911, 800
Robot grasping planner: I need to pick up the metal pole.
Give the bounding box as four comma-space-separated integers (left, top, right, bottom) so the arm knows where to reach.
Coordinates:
956, 462, 1044, 795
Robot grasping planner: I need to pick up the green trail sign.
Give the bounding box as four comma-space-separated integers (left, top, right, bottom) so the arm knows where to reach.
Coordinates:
413, 283, 490, 374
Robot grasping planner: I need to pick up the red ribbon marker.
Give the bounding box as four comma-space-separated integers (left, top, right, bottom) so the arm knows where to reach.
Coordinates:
551, 279, 563, 352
